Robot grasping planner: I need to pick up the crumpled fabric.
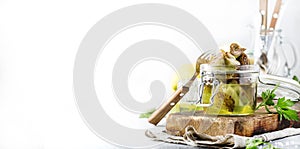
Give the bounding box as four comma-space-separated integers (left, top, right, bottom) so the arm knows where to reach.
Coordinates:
146, 126, 300, 148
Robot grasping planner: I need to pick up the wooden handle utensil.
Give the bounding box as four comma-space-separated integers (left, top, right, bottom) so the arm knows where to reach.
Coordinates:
148, 86, 189, 125
260, 0, 268, 35
269, 0, 282, 30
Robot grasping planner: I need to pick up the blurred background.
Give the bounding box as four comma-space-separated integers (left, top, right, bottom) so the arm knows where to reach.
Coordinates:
0, 0, 300, 148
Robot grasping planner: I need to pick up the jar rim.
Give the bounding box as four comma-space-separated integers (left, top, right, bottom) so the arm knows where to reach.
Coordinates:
200, 64, 260, 74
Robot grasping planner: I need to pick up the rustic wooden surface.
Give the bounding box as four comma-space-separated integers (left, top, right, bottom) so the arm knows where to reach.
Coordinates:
166, 103, 300, 137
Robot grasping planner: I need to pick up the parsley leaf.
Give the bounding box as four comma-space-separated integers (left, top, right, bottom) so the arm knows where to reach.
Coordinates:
293, 75, 300, 84
256, 87, 299, 121
255, 87, 277, 112
246, 138, 280, 149
275, 97, 298, 121
139, 109, 155, 118
246, 138, 264, 149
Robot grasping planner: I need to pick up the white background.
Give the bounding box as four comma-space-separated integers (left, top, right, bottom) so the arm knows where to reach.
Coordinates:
0, 0, 300, 148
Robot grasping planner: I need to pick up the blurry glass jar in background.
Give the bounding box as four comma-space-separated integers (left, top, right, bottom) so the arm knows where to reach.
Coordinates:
254, 28, 297, 77
264, 29, 297, 77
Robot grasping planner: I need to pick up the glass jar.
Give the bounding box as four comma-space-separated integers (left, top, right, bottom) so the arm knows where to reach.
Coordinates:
266, 29, 297, 77
197, 64, 260, 115
255, 29, 297, 77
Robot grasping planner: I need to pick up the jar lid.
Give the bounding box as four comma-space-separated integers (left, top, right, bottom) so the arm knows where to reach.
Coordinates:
200, 64, 260, 74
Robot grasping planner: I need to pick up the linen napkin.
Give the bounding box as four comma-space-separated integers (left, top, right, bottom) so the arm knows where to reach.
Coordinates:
145, 126, 300, 148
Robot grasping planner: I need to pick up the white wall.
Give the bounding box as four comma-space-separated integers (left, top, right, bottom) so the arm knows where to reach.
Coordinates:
0, 0, 299, 149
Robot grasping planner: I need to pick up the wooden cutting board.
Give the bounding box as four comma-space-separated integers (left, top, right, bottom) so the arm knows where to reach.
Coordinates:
166, 107, 300, 137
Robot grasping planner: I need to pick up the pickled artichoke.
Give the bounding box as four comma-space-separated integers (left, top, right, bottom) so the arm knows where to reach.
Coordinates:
202, 43, 256, 115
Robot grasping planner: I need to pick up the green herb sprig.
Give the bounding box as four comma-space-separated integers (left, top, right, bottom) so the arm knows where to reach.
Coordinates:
255, 87, 277, 113
293, 75, 300, 84
246, 138, 280, 149
139, 109, 155, 118
255, 86, 299, 121
275, 97, 299, 121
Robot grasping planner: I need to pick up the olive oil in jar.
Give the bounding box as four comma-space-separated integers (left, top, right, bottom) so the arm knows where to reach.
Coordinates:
202, 83, 257, 115
199, 64, 259, 116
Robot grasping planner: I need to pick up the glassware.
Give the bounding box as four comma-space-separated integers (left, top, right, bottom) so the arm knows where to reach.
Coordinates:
258, 74, 300, 101
175, 79, 202, 112
256, 29, 297, 77
197, 64, 260, 115
268, 29, 297, 76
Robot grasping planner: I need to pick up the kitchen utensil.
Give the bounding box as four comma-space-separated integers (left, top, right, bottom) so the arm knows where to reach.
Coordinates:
260, 0, 268, 33
265, 0, 282, 74
258, 0, 284, 74
267, 44, 279, 74
258, 0, 269, 72
269, 0, 282, 30
148, 49, 219, 125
